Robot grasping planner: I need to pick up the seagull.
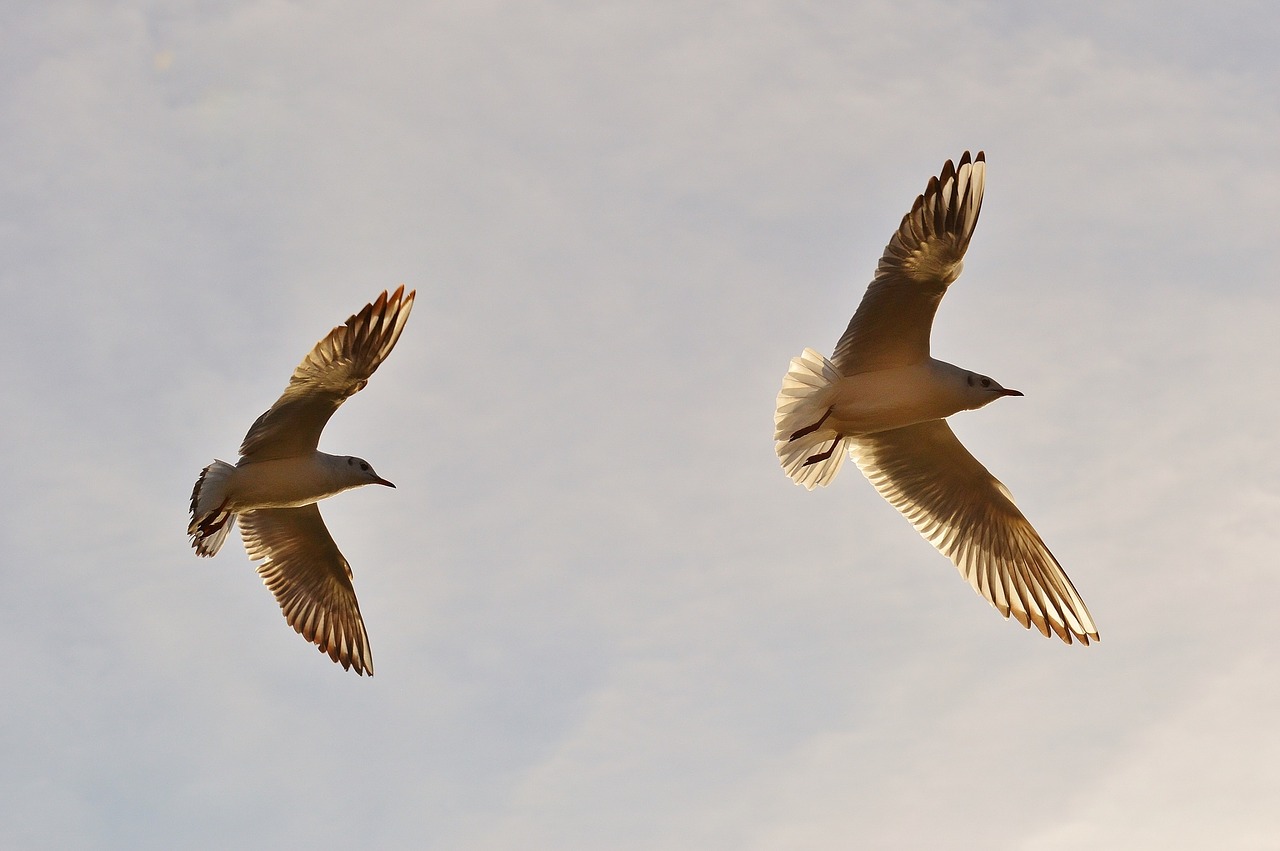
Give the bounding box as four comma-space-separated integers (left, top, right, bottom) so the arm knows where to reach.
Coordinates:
188, 286, 416, 674
775, 152, 1098, 644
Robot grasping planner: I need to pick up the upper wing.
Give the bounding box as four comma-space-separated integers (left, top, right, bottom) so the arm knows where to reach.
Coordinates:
831, 152, 985, 376
239, 286, 416, 462
239, 505, 375, 674
849, 419, 1098, 645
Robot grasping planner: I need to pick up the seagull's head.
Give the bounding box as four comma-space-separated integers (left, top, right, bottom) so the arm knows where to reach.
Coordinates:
341, 455, 396, 489
963, 372, 1023, 409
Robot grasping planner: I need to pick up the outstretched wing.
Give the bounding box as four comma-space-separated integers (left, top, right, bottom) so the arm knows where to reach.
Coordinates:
239, 505, 375, 674
239, 286, 415, 462
850, 419, 1098, 644
832, 152, 985, 376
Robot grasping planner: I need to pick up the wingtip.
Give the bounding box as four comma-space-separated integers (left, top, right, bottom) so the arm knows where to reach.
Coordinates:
1054, 625, 1100, 647
334, 648, 375, 676
382, 284, 417, 308
316, 622, 375, 676
1007, 603, 1099, 646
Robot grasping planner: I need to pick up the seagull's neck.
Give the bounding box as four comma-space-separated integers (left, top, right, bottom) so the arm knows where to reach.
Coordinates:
929, 359, 1006, 412
314, 451, 345, 469
926, 360, 980, 409
929, 358, 973, 387
315, 452, 365, 490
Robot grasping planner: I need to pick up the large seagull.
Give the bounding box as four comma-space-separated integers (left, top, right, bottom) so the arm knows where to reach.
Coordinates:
775, 153, 1097, 644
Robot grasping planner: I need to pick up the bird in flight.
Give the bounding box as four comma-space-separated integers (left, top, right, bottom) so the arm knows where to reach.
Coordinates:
189, 286, 416, 674
775, 152, 1097, 644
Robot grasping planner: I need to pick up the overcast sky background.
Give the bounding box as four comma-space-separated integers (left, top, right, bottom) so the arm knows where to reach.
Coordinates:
3, 2, 1279, 848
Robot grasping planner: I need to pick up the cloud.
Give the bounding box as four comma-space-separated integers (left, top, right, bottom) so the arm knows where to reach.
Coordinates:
2, 1, 1278, 847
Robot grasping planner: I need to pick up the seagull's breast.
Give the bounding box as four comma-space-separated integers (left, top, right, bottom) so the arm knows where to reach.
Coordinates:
826, 360, 968, 436
226, 455, 347, 511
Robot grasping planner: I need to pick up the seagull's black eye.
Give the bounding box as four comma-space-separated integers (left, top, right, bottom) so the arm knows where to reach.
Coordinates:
360, 462, 369, 472
980, 378, 991, 388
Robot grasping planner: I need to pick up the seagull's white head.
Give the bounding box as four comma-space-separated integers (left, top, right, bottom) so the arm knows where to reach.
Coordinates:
339, 455, 396, 489
961, 371, 1023, 410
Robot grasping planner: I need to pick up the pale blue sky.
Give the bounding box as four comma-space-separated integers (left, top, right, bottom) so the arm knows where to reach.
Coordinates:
3, 2, 1279, 848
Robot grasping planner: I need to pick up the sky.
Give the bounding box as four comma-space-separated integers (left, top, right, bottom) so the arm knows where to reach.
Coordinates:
3, 1, 1279, 848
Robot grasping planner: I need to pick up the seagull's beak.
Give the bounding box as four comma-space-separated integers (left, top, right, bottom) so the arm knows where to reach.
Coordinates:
999, 388, 1024, 397
375, 476, 396, 488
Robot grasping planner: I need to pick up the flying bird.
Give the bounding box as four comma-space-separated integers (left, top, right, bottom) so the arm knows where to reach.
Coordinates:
189, 286, 416, 674
775, 152, 1097, 644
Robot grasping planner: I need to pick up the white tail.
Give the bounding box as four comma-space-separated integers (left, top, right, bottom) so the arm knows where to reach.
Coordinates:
775, 348, 848, 489
189, 460, 237, 556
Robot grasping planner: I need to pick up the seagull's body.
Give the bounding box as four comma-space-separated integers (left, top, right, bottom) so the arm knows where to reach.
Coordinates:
196, 453, 395, 517
797, 358, 994, 437
189, 286, 415, 675
775, 152, 1098, 644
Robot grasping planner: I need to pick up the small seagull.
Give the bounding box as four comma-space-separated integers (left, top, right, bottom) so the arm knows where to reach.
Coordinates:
775, 153, 1097, 644
189, 286, 416, 674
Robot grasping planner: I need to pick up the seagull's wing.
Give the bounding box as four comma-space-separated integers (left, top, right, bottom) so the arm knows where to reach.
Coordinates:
849, 419, 1098, 644
831, 152, 985, 376
239, 505, 375, 675
239, 286, 416, 462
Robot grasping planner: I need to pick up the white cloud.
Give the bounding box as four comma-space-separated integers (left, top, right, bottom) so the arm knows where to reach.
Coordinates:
2, 1, 1278, 847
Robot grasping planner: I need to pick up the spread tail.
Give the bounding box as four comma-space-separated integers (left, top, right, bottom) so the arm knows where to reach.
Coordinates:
775, 348, 848, 489
189, 460, 237, 556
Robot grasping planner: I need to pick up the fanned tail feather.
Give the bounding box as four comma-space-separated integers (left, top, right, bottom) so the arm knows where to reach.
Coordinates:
189, 460, 237, 557
775, 348, 847, 489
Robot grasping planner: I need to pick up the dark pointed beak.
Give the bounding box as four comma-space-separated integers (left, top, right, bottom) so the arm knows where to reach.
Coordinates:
375, 476, 396, 488
1000, 388, 1024, 397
